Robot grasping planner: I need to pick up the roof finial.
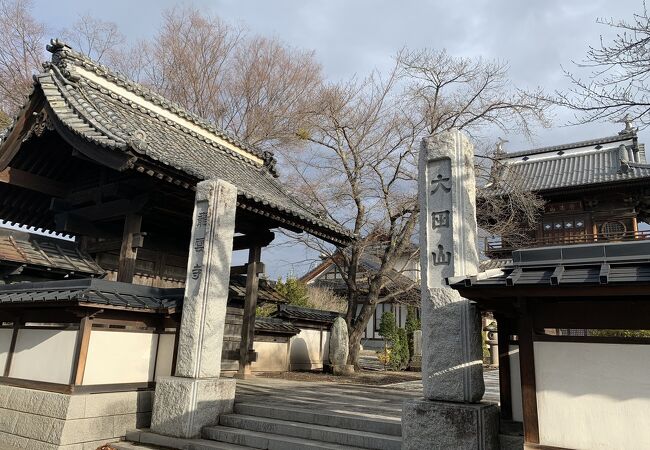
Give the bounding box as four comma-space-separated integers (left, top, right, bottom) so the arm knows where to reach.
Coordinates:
46, 38, 71, 54
495, 137, 508, 157
616, 113, 637, 135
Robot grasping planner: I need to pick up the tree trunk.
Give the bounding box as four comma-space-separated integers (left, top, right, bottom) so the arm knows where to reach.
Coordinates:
347, 301, 376, 369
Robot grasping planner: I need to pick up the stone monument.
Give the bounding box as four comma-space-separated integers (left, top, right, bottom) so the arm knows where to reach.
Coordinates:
150, 179, 237, 438
402, 130, 499, 449
329, 317, 353, 375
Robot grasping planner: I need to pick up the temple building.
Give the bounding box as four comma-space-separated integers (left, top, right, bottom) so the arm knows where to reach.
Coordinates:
0, 40, 350, 448
484, 122, 650, 259
451, 124, 650, 449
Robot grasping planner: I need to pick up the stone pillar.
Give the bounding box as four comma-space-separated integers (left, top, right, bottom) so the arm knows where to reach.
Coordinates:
150, 179, 237, 439
402, 130, 499, 449
329, 317, 353, 375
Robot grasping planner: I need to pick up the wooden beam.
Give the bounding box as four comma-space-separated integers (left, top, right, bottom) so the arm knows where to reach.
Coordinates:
3, 319, 21, 377
230, 262, 265, 277
0, 96, 44, 171
237, 245, 262, 377
496, 314, 513, 421
0, 167, 67, 197
232, 231, 275, 251
71, 316, 93, 385
57, 195, 148, 222
117, 213, 142, 283
85, 239, 122, 253
518, 301, 540, 444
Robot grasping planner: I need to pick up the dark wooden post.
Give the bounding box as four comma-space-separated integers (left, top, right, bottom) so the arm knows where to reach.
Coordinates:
71, 315, 93, 385
517, 300, 540, 444
495, 314, 512, 421
117, 213, 142, 283
3, 318, 21, 377
237, 245, 262, 377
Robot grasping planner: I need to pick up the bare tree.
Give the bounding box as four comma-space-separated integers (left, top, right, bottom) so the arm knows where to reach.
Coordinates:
60, 14, 125, 63
145, 7, 321, 151
556, 3, 650, 127
0, 0, 45, 116
285, 50, 548, 368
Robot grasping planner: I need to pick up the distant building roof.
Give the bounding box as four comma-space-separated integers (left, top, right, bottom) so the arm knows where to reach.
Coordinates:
255, 317, 300, 335
272, 304, 340, 324
229, 275, 287, 304
488, 130, 650, 193
0, 39, 351, 245
0, 228, 104, 276
301, 248, 420, 305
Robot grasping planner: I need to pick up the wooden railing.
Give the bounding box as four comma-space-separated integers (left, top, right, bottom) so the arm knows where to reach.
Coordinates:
485, 230, 650, 255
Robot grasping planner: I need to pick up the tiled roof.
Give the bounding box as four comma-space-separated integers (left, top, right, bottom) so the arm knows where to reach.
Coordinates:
229, 275, 288, 304
0, 278, 183, 311
449, 241, 650, 288
273, 304, 341, 324
3, 39, 351, 245
479, 258, 512, 271
255, 317, 300, 335
489, 132, 650, 193
0, 228, 104, 276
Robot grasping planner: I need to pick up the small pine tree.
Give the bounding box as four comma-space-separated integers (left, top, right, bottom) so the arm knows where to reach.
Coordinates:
276, 275, 310, 307
378, 311, 397, 342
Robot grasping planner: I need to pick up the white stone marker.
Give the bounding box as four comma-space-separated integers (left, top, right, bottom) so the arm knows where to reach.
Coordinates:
151, 179, 237, 439
419, 129, 483, 402
402, 130, 498, 450
329, 317, 353, 375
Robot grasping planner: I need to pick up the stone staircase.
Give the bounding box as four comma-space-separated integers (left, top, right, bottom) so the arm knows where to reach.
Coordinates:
204, 401, 401, 449
123, 400, 402, 450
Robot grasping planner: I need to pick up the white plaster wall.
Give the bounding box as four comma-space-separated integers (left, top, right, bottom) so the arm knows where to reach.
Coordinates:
154, 334, 175, 379
10, 329, 76, 384
0, 328, 13, 373
508, 344, 523, 422
83, 331, 158, 385
252, 341, 288, 372
290, 329, 326, 370
535, 341, 650, 449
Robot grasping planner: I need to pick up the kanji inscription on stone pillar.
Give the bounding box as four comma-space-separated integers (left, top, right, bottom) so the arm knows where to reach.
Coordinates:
418, 129, 484, 403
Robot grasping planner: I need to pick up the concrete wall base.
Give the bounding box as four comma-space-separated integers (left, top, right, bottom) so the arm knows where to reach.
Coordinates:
0, 384, 153, 449
402, 399, 499, 450
150, 376, 235, 439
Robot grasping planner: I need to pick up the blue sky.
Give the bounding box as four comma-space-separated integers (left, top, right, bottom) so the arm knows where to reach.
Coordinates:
29, 0, 649, 278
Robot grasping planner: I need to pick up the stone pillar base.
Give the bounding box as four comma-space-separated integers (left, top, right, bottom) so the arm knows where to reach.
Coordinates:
150, 376, 235, 439
333, 364, 354, 376
402, 399, 499, 450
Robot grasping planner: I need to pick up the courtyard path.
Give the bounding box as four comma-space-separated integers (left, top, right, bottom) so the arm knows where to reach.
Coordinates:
235, 369, 500, 422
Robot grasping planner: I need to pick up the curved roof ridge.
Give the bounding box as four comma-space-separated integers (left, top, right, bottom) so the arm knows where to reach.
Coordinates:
45, 39, 270, 164
499, 133, 635, 160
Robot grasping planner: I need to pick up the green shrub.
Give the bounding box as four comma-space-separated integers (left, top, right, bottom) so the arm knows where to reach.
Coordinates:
390, 328, 410, 371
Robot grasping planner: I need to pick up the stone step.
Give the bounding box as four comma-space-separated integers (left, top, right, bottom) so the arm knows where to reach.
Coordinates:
203, 425, 366, 450
125, 429, 256, 450
214, 414, 401, 450
499, 433, 524, 450
234, 402, 401, 436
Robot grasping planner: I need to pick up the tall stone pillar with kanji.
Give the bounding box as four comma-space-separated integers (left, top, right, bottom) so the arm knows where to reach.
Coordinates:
151, 179, 237, 438
402, 130, 499, 449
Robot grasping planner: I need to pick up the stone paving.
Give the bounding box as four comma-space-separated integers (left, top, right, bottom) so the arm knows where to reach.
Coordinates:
235, 369, 500, 421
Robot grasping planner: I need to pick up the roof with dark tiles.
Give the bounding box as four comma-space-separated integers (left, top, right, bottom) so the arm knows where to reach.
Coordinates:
0, 228, 104, 276
488, 131, 650, 193
272, 304, 341, 324
1, 39, 351, 245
